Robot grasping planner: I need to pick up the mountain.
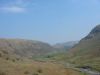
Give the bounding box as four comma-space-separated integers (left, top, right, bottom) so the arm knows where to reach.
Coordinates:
54, 41, 78, 51
83, 25, 100, 40
67, 25, 100, 71
0, 39, 56, 58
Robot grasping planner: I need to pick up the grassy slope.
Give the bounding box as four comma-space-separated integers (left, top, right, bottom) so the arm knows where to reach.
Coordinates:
47, 26, 100, 72
0, 48, 83, 75
49, 37, 100, 71
50, 36, 100, 72
67, 35, 100, 71
0, 58, 83, 75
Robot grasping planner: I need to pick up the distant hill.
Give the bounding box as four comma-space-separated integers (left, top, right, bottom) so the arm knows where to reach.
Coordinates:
0, 39, 56, 58
67, 25, 100, 71
54, 41, 78, 51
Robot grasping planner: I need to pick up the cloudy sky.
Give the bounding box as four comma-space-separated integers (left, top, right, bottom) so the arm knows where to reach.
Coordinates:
0, 0, 100, 44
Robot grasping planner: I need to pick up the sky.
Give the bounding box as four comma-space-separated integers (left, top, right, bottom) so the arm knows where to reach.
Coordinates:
0, 0, 100, 44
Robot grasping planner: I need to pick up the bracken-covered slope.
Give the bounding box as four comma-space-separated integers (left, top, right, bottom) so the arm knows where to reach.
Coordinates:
68, 25, 100, 71
0, 39, 56, 58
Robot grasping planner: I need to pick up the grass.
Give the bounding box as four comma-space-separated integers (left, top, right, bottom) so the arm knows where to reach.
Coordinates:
47, 36, 100, 72
0, 57, 84, 75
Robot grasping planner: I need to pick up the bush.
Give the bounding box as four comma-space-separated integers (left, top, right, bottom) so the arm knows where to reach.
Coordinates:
12, 59, 16, 62
2, 50, 8, 54
32, 73, 38, 75
37, 69, 42, 73
5, 57, 9, 60
0, 72, 6, 75
24, 71, 29, 74
46, 55, 51, 58
0, 53, 2, 57
16, 58, 20, 61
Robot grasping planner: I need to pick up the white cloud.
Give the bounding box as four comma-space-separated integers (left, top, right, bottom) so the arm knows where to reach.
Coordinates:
0, 6, 26, 13
0, 0, 33, 13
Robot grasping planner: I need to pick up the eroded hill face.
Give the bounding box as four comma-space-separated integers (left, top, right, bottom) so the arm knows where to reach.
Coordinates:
0, 39, 56, 58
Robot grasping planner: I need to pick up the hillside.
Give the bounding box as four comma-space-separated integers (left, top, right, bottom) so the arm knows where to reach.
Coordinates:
54, 41, 78, 52
67, 25, 100, 71
0, 25, 100, 74
0, 40, 83, 75
0, 46, 83, 75
0, 39, 56, 58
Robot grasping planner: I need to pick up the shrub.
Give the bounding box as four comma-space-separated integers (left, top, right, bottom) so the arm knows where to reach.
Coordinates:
5, 57, 9, 60
12, 59, 16, 62
46, 55, 51, 58
32, 73, 38, 75
16, 58, 20, 61
0, 72, 6, 75
24, 71, 29, 74
37, 69, 42, 73
0, 53, 2, 57
2, 50, 8, 54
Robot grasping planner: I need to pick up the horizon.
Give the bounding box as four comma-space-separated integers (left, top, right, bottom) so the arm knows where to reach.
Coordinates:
0, 0, 100, 44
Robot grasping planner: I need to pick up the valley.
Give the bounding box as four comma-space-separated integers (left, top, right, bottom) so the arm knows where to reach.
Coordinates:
0, 39, 83, 75
1, 0, 100, 75
0, 25, 100, 75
